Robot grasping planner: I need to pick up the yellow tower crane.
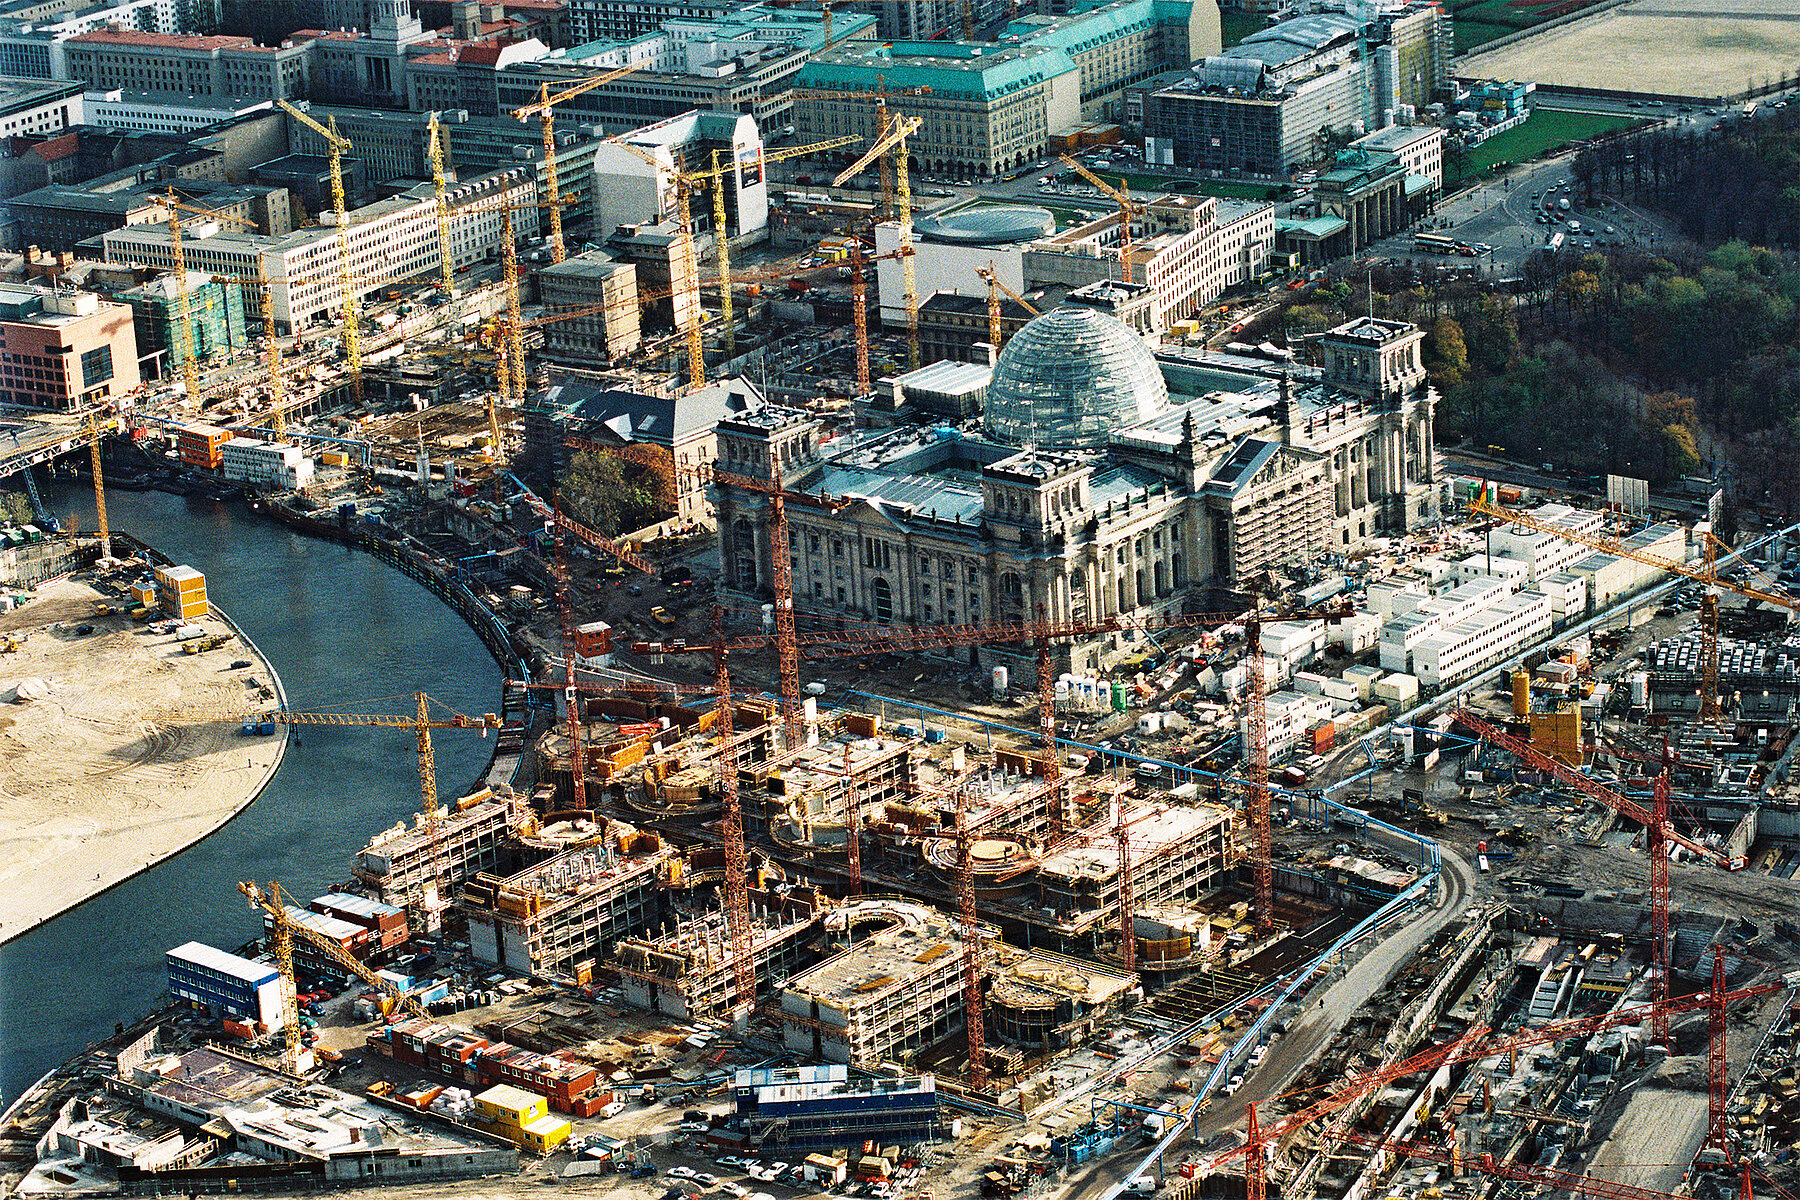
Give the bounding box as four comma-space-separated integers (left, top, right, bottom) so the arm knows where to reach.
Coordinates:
1471, 497, 1800, 718
459, 196, 570, 414
833, 113, 925, 369
511, 62, 643, 266
260, 693, 500, 908
704, 135, 858, 359
157, 191, 256, 405
239, 880, 432, 1073
427, 113, 455, 296
607, 140, 708, 388
1058, 153, 1145, 251
976, 262, 1040, 355
601, 134, 861, 387
277, 101, 362, 404
87, 414, 110, 561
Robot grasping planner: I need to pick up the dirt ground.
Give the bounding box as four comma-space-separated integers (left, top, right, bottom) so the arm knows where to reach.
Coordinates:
0, 576, 283, 943
1460, 0, 1800, 98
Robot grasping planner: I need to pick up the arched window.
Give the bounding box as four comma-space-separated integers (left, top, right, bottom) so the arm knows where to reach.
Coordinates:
872, 577, 893, 622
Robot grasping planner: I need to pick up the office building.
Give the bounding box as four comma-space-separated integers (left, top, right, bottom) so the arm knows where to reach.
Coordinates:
471, 1086, 571, 1154
537, 251, 640, 362
353, 792, 535, 907
59, 30, 313, 102
7, 184, 168, 251
115, 270, 248, 378
0, 283, 138, 409
793, 0, 1216, 175
102, 166, 536, 332
165, 941, 288, 1030
460, 839, 675, 981
733, 1066, 938, 1151
0, 76, 80, 137
592, 109, 766, 242
83, 89, 270, 134
872, 194, 1275, 332
1136, 3, 1450, 175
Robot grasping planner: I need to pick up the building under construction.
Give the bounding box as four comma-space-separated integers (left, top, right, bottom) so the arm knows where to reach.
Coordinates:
775, 896, 1139, 1072
614, 884, 833, 1021
777, 897, 984, 1068
460, 827, 676, 982
353, 791, 535, 908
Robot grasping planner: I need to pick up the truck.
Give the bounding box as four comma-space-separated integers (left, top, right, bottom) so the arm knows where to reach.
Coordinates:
1127, 1178, 1157, 1194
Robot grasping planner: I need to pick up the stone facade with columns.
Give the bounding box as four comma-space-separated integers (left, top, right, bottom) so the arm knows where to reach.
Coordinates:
709, 314, 1436, 673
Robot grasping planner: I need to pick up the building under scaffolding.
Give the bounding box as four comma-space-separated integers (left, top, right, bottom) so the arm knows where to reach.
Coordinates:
615, 885, 833, 1021
461, 829, 676, 981
778, 897, 980, 1068
776, 896, 1139, 1073
354, 793, 535, 908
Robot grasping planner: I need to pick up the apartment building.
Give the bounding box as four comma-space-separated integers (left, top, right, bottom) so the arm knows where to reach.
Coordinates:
778, 898, 979, 1067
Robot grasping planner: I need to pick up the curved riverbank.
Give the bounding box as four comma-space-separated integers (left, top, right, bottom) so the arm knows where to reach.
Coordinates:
0, 557, 289, 945
0, 486, 502, 1104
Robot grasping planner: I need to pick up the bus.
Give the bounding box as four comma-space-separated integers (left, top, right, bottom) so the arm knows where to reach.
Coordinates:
1413, 232, 1459, 255
1544, 230, 1566, 253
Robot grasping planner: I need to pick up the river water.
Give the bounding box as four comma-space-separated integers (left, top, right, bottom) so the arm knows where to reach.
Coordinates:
0, 483, 502, 1103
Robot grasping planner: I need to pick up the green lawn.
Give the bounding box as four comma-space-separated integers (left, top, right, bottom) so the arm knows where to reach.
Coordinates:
1446, 109, 1642, 184
1220, 10, 1264, 47
1453, 17, 1514, 51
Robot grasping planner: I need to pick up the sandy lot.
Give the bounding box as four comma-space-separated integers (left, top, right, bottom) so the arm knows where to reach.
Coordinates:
0, 577, 283, 943
1460, 0, 1800, 99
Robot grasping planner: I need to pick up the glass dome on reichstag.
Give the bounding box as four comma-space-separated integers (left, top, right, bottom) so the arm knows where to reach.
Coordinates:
983, 306, 1168, 448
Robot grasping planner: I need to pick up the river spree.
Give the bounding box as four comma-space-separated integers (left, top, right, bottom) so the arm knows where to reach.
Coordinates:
0, 483, 501, 1101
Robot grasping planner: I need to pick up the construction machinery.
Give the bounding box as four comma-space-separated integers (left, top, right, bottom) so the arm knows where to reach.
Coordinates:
976, 262, 1040, 355
1058, 153, 1145, 250
709, 605, 755, 1015
86, 415, 109, 562
833, 113, 925, 369
1214, 974, 1791, 1200
156, 191, 257, 404
510, 63, 643, 265
1470, 497, 1800, 718
603, 135, 859, 384
427, 114, 455, 295
277, 101, 362, 404
239, 880, 430, 1070
261, 694, 500, 908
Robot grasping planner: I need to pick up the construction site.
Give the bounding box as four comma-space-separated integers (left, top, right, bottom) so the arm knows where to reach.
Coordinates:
7, 49, 1800, 1200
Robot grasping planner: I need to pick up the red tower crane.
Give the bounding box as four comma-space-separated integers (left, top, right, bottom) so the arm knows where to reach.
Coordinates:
954, 783, 989, 1092
640, 604, 1338, 932
1453, 706, 1738, 1054
565, 433, 847, 745
710, 604, 755, 1014
552, 515, 587, 812
1209, 976, 1789, 1200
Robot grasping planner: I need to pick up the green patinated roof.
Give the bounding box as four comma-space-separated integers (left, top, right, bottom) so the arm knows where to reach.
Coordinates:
796, 43, 1078, 102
